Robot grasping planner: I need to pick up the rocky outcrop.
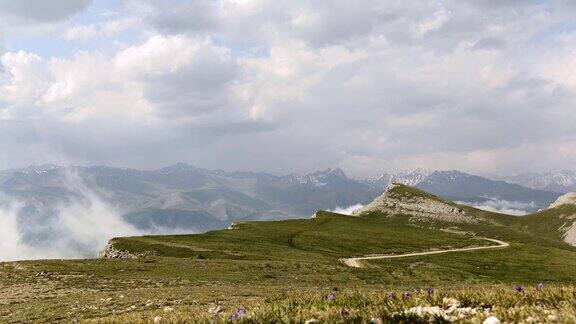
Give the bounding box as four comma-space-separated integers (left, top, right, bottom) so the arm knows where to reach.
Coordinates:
547, 192, 576, 246
548, 192, 576, 209
98, 241, 156, 259
353, 183, 477, 223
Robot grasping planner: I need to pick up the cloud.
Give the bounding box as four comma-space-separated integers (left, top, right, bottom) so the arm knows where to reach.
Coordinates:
456, 199, 535, 216
142, 0, 221, 35
1, 1, 576, 178
0, 169, 141, 261
116, 35, 238, 118
0, 0, 92, 23
60, 18, 139, 42
329, 204, 364, 215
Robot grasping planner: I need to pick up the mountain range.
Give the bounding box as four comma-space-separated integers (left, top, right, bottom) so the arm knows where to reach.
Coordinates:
496, 170, 576, 193
363, 169, 561, 213
0, 163, 568, 250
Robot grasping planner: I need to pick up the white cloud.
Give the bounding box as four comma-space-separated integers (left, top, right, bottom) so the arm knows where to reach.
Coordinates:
0, 51, 49, 105
414, 7, 452, 37
0, 170, 141, 261
456, 200, 535, 216
116, 35, 238, 118
329, 204, 364, 216
61, 18, 139, 42
1, 1, 576, 177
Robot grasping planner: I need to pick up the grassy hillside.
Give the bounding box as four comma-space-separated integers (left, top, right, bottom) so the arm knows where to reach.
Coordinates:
111, 211, 491, 261
2, 184, 576, 322
510, 204, 576, 241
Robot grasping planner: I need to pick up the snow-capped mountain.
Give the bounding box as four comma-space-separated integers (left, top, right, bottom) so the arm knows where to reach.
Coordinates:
391, 168, 434, 186
500, 170, 576, 193
284, 167, 348, 186
364, 168, 432, 189
364, 169, 561, 212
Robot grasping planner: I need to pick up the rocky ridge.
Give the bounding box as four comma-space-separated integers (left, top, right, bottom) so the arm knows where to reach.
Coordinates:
353, 183, 477, 223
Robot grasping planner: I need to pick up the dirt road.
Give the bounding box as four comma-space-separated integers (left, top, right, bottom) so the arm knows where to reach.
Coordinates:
341, 238, 509, 268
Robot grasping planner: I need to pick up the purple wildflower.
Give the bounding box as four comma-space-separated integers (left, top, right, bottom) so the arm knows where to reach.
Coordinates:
327, 291, 335, 301
403, 291, 411, 299
413, 288, 421, 294
230, 308, 246, 320
514, 285, 524, 293
536, 282, 544, 291
340, 308, 350, 317
426, 287, 434, 296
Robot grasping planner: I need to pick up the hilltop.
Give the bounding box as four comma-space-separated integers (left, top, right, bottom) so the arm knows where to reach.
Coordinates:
2, 184, 576, 322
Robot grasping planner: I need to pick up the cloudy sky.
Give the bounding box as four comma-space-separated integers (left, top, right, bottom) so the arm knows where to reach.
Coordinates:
1, 0, 576, 177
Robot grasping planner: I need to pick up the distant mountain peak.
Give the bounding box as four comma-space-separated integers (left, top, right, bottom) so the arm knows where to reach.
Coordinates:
157, 162, 197, 173
323, 167, 347, 178
285, 167, 348, 186
500, 170, 576, 193
390, 168, 433, 186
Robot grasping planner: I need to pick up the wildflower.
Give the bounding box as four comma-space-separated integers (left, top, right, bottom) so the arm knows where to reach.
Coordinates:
153, 316, 162, 324
230, 308, 246, 320
514, 285, 524, 293
426, 287, 434, 296
327, 291, 335, 301
340, 308, 350, 317
413, 288, 421, 294
536, 282, 544, 291
403, 291, 411, 299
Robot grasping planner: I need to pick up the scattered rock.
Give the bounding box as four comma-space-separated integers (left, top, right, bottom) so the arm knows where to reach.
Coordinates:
406, 306, 444, 318
483, 316, 501, 324
443, 297, 461, 308
209, 305, 223, 317
98, 241, 156, 259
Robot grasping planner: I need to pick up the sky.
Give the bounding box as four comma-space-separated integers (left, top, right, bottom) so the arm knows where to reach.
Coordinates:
1, 1, 576, 177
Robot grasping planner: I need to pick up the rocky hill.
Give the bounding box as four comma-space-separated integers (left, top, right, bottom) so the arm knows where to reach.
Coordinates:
352, 183, 475, 223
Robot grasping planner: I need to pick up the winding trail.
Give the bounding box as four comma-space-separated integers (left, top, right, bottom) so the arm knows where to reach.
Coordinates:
340, 238, 509, 268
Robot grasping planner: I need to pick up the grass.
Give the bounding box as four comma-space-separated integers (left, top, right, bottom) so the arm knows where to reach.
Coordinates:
112, 212, 491, 261
2, 184, 576, 322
